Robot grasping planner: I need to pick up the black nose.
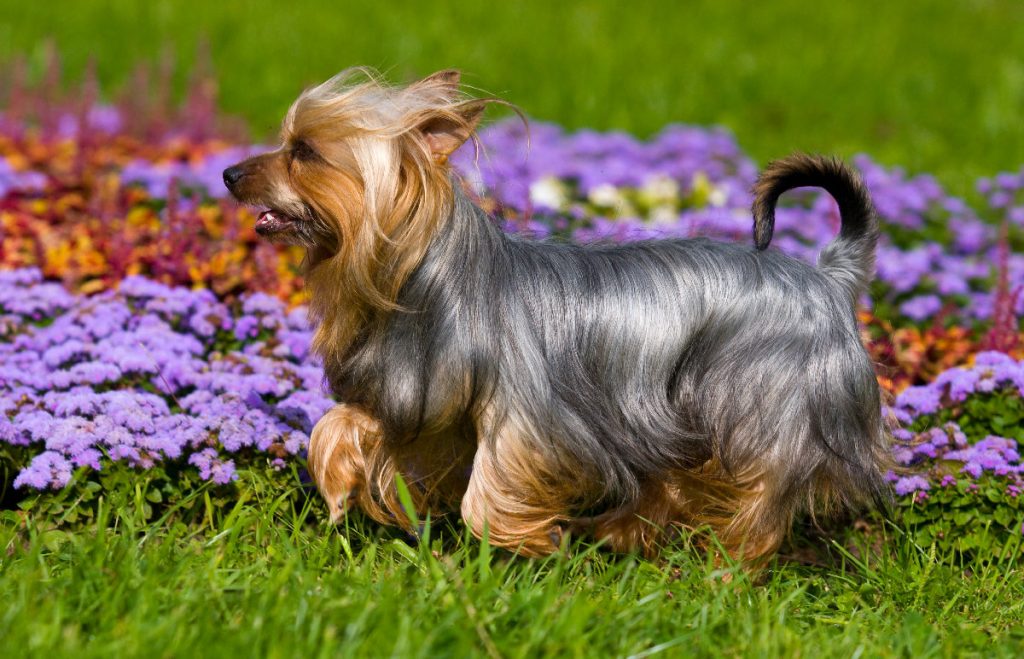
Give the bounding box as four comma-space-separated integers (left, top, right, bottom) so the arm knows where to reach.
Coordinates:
223, 166, 245, 189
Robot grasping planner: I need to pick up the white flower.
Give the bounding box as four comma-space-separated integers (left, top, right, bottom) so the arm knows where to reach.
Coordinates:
529, 176, 569, 211
639, 175, 679, 206
588, 183, 637, 217
648, 204, 678, 226
690, 172, 729, 208
588, 183, 624, 208
708, 184, 729, 208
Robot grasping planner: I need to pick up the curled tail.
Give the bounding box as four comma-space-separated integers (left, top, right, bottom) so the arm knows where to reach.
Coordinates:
752, 154, 879, 300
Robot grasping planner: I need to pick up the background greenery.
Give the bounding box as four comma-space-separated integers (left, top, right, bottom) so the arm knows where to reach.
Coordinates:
2, 0, 1024, 197
4, 1, 1024, 656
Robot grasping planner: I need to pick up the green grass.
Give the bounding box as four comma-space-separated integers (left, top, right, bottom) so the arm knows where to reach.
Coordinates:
3, 473, 1024, 658
2, 1, 1024, 197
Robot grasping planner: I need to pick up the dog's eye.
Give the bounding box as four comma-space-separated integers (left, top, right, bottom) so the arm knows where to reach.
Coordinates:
291, 140, 318, 162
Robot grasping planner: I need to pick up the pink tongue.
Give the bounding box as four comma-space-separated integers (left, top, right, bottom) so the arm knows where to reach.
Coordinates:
256, 210, 283, 233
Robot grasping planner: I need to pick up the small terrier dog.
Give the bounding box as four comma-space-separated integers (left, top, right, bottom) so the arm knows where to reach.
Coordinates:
224, 68, 891, 564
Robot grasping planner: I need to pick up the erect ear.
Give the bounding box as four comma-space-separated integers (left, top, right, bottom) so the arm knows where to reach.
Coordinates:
416, 69, 461, 91
418, 100, 487, 162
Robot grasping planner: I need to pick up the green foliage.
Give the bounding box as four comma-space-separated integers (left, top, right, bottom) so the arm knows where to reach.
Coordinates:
2, 449, 1023, 654
9, 458, 304, 534
955, 390, 1024, 443
899, 388, 1024, 558
901, 478, 1022, 556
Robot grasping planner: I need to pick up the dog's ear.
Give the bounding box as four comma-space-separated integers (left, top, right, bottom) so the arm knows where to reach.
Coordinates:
418, 100, 486, 162
416, 69, 461, 90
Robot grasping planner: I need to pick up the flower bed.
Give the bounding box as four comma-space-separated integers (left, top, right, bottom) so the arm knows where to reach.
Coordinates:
1, 264, 1021, 551
0, 268, 331, 493
889, 352, 1023, 552
1, 70, 1022, 553
3, 93, 1021, 386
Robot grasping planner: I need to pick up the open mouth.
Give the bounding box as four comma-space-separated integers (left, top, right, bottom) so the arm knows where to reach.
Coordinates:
255, 209, 298, 236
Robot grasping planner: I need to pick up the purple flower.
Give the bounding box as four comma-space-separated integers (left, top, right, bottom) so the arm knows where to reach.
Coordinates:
14, 451, 73, 490
896, 386, 942, 416
899, 295, 943, 322
13, 409, 56, 444
242, 293, 285, 316
936, 368, 980, 402
0, 158, 48, 196
893, 446, 914, 466
912, 442, 938, 459
234, 316, 260, 340
189, 448, 238, 484
961, 462, 984, 479
894, 475, 931, 496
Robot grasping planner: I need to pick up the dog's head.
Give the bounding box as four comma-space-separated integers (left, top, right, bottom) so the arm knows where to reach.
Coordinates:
223, 68, 490, 306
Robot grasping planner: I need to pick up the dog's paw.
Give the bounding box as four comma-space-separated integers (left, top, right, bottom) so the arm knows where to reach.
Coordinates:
326, 486, 360, 523
548, 525, 565, 549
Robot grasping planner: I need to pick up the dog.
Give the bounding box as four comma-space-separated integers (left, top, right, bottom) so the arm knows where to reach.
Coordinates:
223, 68, 891, 564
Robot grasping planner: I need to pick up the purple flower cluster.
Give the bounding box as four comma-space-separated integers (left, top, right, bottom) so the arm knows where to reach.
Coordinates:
0, 157, 48, 197
888, 351, 1024, 497
453, 121, 756, 216
5, 262, 1021, 501
1, 269, 333, 489
979, 167, 1024, 228
120, 145, 268, 200
0, 103, 124, 141
893, 351, 1024, 417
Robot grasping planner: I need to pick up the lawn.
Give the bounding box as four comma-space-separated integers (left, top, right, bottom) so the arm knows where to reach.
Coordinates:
2, 2, 1024, 657
5, 482, 1024, 658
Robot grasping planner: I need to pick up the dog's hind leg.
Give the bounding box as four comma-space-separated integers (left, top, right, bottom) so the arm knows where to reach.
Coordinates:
712, 491, 789, 568
581, 482, 686, 557
674, 460, 794, 569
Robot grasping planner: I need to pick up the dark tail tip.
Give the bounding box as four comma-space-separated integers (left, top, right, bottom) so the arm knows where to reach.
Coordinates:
751, 153, 874, 251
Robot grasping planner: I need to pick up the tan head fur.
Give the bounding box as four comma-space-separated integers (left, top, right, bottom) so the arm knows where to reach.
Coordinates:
223, 68, 496, 360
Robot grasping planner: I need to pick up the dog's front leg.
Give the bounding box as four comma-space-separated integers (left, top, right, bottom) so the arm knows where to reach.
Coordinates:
307, 404, 379, 523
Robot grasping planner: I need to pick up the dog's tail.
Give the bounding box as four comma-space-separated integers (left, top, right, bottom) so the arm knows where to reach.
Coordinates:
752, 153, 879, 300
